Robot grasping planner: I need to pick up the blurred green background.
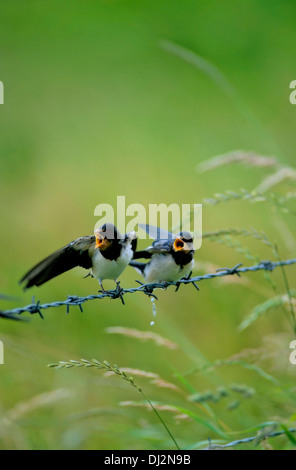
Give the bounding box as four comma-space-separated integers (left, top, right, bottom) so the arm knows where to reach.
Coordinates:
0, 0, 296, 450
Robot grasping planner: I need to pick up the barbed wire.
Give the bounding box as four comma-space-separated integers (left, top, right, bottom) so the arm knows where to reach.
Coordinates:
1, 258, 296, 320
203, 427, 296, 450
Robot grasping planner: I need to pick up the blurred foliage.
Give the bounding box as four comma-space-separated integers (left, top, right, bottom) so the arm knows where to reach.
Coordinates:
0, 0, 296, 450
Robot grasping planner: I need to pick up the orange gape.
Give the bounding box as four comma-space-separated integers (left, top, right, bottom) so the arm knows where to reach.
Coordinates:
95, 235, 111, 250
95, 236, 103, 248
173, 238, 185, 251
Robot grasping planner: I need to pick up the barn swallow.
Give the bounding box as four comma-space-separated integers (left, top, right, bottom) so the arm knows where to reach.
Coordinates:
129, 224, 195, 283
20, 223, 137, 292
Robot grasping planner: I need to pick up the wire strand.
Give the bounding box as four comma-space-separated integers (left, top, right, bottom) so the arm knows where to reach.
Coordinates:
1, 258, 295, 320
203, 427, 296, 450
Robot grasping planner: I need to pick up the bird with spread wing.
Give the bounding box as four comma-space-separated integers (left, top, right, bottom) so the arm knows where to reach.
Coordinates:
20, 223, 137, 292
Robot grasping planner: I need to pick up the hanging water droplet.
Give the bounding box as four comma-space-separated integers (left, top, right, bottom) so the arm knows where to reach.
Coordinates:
150, 297, 157, 326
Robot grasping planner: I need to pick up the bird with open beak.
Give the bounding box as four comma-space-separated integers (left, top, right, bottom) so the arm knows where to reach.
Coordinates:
20, 223, 137, 292
129, 224, 195, 283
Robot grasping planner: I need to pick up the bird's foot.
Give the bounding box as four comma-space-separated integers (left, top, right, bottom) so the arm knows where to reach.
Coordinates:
115, 281, 121, 292
109, 281, 125, 305
98, 282, 107, 294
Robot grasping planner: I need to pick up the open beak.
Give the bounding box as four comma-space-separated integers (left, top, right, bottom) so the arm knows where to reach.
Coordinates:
173, 238, 193, 253
95, 231, 111, 250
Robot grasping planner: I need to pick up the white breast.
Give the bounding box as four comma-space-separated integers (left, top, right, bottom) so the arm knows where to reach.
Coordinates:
91, 244, 133, 282
144, 254, 194, 283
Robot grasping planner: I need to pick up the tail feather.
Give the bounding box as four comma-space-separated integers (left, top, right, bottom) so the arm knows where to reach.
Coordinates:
129, 260, 147, 276
132, 250, 153, 260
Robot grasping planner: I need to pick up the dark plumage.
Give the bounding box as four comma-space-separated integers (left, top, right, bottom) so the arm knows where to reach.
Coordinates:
20, 223, 137, 290
130, 225, 195, 283
19, 237, 95, 289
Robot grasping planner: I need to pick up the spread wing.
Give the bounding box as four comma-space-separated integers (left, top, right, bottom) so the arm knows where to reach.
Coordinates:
20, 236, 96, 289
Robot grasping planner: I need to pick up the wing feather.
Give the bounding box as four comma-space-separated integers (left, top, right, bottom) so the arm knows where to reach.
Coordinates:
138, 224, 175, 241
133, 224, 175, 259
20, 236, 96, 289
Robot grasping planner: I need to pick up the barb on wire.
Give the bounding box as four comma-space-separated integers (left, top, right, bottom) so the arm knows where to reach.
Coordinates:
1, 258, 296, 320
203, 427, 296, 450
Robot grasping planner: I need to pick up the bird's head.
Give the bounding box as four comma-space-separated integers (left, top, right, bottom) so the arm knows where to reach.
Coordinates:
173, 231, 194, 254
95, 223, 121, 250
